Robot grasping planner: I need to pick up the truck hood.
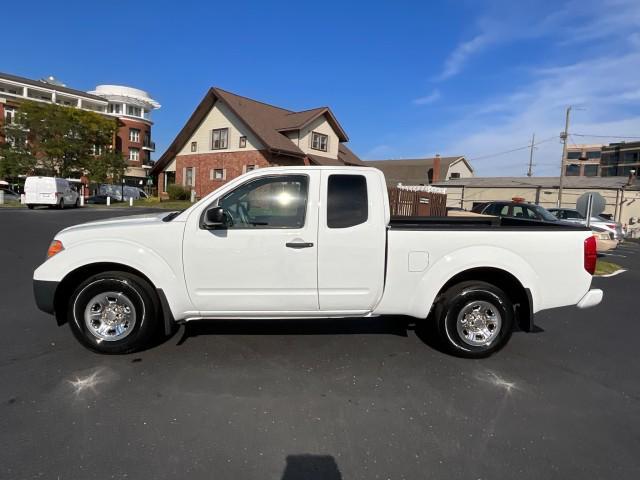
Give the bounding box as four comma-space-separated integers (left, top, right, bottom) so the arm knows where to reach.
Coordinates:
58, 211, 175, 236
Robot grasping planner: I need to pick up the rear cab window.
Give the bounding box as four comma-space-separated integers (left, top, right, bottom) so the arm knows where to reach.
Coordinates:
327, 174, 368, 228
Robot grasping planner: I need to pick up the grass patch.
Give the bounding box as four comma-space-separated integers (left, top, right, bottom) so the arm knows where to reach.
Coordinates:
0, 202, 24, 208
595, 259, 622, 276
133, 198, 193, 210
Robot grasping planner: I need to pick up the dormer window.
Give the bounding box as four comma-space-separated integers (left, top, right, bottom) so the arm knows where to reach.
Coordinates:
311, 131, 328, 152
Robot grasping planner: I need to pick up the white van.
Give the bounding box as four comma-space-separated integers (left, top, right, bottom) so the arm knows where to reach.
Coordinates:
24, 177, 80, 209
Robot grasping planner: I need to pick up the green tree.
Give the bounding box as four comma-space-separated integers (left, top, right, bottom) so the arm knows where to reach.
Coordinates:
0, 100, 124, 180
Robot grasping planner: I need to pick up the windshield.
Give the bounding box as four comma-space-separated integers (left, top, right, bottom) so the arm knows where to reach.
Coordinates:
531, 205, 559, 222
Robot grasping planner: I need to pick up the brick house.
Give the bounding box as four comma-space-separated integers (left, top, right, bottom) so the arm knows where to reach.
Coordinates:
151, 87, 363, 198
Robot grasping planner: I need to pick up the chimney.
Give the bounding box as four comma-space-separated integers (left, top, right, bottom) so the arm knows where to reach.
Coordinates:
433, 154, 442, 183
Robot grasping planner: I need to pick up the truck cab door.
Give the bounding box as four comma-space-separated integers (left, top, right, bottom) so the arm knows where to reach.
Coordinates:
182, 172, 320, 314
317, 170, 386, 312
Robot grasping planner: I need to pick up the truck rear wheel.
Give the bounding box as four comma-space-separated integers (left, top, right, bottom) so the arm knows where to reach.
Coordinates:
67, 271, 160, 354
436, 281, 513, 358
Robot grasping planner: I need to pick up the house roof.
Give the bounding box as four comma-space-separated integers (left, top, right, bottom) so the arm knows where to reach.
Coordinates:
432, 176, 640, 190
0, 71, 107, 103
363, 156, 470, 185
152, 87, 355, 175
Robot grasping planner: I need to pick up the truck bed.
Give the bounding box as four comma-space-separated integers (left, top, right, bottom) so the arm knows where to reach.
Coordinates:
389, 216, 590, 231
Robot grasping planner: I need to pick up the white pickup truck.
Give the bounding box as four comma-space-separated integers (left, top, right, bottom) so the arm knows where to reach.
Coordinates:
33, 167, 603, 357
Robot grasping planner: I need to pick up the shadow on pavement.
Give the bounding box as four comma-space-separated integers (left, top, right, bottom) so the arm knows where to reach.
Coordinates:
281, 454, 342, 480
176, 316, 413, 346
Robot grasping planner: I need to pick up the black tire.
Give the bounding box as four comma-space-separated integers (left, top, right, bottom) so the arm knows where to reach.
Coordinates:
58, 199, 64, 210
27, 204, 34, 210
435, 281, 513, 358
74, 198, 80, 208
67, 271, 160, 354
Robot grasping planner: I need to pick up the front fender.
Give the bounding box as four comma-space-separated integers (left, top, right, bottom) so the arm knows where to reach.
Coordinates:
33, 239, 194, 319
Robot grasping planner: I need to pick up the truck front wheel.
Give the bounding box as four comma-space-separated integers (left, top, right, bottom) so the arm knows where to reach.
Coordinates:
436, 281, 513, 358
67, 271, 160, 354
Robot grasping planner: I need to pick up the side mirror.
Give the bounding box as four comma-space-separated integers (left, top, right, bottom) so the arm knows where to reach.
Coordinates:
203, 206, 227, 229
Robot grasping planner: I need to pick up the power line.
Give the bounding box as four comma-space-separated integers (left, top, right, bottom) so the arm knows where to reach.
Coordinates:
571, 133, 640, 139
468, 136, 556, 161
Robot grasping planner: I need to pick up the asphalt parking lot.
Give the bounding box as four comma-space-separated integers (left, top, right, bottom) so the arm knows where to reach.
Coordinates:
1, 208, 639, 480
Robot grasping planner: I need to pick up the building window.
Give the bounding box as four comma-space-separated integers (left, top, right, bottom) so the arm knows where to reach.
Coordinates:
129, 147, 140, 162
191, 141, 197, 152
565, 164, 580, 176
311, 131, 328, 152
586, 151, 600, 159
108, 104, 122, 114
185, 167, 194, 187
4, 108, 16, 124
127, 105, 142, 117
245, 165, 256, 172
567, 151, 582, 160
239, 136, 247, 148
211, 168, 225, 180
211, 128, 228, 150
129, 128, 140, 143
449, 172, 461, 179
92, 144, 103, 156
583, 165, 599, 177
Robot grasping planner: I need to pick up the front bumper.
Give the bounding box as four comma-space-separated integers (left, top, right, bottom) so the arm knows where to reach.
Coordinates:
576, 289, 603, 309
33, 280, 59, 314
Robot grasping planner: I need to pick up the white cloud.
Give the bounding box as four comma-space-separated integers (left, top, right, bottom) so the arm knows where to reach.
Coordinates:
434, 52, 640, 176
413, 89, 441, 105
436, 33, 493, 81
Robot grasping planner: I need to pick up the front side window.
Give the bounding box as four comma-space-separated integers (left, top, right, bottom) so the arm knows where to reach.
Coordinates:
327, 175, 368, 228
211, 128, 228, 150
218, 175, 308, 229
129, 128, 140, 143
311, 131, 328, 152
129, 147, 140, 162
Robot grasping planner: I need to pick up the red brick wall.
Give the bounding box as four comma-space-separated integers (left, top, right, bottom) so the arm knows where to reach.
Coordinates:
117, 118, 151, 167
174, 150, 306, 198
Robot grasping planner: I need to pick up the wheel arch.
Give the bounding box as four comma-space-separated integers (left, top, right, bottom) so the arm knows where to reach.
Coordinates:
435, 267, 534, 332
53, 262, 157, 327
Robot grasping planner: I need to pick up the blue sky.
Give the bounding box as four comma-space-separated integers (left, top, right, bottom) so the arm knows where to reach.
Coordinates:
4, 0, 640, 176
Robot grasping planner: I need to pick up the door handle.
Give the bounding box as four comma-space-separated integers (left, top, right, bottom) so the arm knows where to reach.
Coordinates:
286, 241, 314, 249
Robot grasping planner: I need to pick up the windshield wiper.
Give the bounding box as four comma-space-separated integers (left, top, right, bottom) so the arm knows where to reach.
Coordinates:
163, 210, 185, 222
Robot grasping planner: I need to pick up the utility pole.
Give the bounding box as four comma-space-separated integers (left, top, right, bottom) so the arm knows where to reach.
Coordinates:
557, 106, 572, 207
527, 133, 536, 177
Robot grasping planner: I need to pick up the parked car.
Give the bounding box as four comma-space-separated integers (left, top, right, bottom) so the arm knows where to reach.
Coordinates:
547, 208, 624, 241
86, 195, 122, 205
591, 226, 618, 253
471, 201, 561, 222
34, 167, 602, 358
24, 177, 80, 209
0, 187, 22, 203
97, 184, 149, 201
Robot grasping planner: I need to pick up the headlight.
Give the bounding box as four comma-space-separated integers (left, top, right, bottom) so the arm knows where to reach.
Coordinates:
47, 240, 64, 259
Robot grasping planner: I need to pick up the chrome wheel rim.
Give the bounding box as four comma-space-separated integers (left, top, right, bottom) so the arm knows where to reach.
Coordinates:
84, 291, 136, 341
456, 300, 502, 347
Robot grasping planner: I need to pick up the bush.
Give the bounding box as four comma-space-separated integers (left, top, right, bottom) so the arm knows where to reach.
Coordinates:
166, 184, 191, 201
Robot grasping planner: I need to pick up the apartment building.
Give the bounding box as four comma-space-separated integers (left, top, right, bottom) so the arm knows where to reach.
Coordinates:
0, 71, 160, 183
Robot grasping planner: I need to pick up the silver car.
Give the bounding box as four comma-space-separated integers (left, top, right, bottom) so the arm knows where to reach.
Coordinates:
548, 208, 624, 240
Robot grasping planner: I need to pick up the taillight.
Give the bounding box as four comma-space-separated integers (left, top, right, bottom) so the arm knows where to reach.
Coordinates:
584, 236, 597, 275
47, 240, 64, 258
